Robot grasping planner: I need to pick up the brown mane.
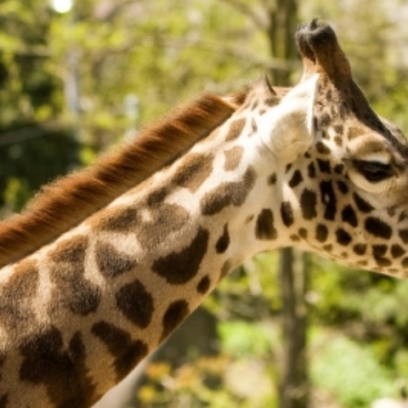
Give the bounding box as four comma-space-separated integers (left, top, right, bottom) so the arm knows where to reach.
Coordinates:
0, 93, 236, 268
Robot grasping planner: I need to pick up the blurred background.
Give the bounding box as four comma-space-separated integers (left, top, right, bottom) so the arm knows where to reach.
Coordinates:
2, 0, 408, 407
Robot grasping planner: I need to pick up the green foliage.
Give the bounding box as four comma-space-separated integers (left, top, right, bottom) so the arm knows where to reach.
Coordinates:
0, 128, 79, 214
311, 332, 395, 407
218, 320, 279, 358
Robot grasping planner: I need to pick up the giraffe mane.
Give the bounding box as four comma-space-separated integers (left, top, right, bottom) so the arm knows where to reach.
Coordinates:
0, 93, 237, 268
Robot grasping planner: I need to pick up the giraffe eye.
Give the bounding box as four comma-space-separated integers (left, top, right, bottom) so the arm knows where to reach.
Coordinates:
353, 160, 394, 182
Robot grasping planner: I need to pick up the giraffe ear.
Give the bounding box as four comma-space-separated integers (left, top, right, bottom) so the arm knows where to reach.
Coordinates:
259, 74, 318, 162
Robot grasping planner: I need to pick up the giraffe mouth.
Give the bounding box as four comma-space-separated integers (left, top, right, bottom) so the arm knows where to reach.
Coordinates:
295, 19, 352, 87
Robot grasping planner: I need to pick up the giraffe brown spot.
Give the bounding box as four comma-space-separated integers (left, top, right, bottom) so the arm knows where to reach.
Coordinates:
0, 259, 39, 331
216, 224, 230, 254
365, 217, 392, 239
152, 227, 209, 284
320, 181, 337, 221
341, 205, 358, 227
316, 141, 331, 155
334, 136, 343, 147
334, 124, 344, 134
147, 187, 167, 206
353, 243, 367, 256
225, 118, 246, 141
160, 300, 190, 341
197, 275, 211, 294
320, 113, 331, 127
313, 116, 319, 131
220, 259, 233, 280
399, 229, 408, 244
281, 202, 294, 227
224, 146, 243, 172
251, 118, 257, 133
300, 189, 317, 220
20, 326, 94, 408
372, 245, 387, 258
317, 159, 331, 174
173, 153, 214, 192
115, 280, 154, 328
95, 241, 136, 278
49, 236, 100, 316
348, 126, 365, 139
68, 332, 97, 407
0, 351, 5, 375
0, 395, 8, 408
353, 193, 374, 213
265, 97, 279, 107
399, 212, 408, 222
375, 257, 392, 268
289, 170, 303, 188
200, 166, 256, 215
315, 224, 328, 243
323, 244, 333, 252
49, 235, 88, 264
290, 234, 301, 242
403, 257, 408, 268
304, 152, 311, 159
96, 206, 138, 233
337, 180, 348, 194
285, 164, 292, 173
336, 228, 352, 246
391, 244, 405, 258
137, 203, 190, 249
357, 260, 368, 267
299, 228, 308, 239
307, 162, 316, 178
268, 173, 277, 185
255, 209, 277, 240
91, 321, 148, 381
334, 164, 345, 175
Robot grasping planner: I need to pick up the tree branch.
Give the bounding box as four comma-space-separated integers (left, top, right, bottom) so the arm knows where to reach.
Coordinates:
218, 0, 269, 31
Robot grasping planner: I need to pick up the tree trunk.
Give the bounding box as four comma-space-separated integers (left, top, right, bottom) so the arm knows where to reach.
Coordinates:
267, 0, 299, 85
278, 249, 309, 408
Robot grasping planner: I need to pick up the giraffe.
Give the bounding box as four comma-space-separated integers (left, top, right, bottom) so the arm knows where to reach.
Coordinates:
0, 20, 408, 407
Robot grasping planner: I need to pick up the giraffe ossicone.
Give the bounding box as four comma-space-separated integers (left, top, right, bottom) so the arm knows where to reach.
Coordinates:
0, 20, 408, 408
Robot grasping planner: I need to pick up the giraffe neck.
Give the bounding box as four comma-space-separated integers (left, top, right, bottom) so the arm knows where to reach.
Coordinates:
0, 90, 288, 408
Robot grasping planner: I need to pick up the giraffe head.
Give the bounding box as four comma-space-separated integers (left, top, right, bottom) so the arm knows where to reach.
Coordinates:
251, 21, 408, 276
